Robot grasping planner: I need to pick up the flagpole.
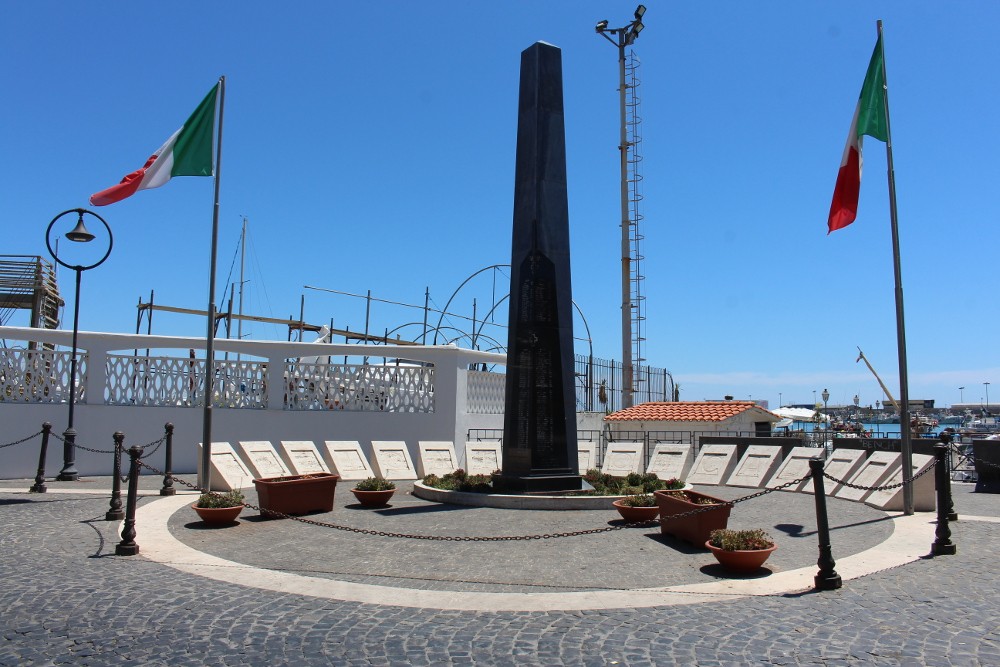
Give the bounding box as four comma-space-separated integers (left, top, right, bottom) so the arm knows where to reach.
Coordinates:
877, 21, 914, 515
200, 75, 226, 492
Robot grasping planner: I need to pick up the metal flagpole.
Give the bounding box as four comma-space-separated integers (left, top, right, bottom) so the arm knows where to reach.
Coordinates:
200, 75, 226, 492
876, 21, 914, 515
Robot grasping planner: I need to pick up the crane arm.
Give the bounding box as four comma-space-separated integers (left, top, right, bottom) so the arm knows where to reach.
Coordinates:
856, 347, 900, 412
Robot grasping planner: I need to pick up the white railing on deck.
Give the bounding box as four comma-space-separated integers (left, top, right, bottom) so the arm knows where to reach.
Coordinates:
467, 369, 506, 414
0, 328, 506, 416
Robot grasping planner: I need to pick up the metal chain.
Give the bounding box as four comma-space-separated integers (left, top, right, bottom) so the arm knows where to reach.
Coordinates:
0, 429, 43, 449
823, 458, 936, 492
138, 459, 813, 542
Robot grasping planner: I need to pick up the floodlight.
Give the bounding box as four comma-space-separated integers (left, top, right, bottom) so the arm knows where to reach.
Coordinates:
634, 5, 646, 20
595, 19, 608, 32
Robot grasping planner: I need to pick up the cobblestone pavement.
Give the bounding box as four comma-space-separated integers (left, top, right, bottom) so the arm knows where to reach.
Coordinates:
0, 478, 997, 666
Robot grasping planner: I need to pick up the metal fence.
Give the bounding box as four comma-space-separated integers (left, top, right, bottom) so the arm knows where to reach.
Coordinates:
574, 354, 673, 413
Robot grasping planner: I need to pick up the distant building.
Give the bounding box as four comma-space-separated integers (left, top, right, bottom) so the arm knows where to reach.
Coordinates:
604, 401, 781, 437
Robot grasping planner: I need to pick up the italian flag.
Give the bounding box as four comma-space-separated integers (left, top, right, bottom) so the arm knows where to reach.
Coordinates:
90, 83, 219, 206
827, 35, 888, 233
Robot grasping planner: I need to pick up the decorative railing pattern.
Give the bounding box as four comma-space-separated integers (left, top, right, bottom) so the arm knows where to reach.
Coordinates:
285, 361, 434, 413
105, 354, 268, 409
0, 347, 84, 404
466, 370, 506, 414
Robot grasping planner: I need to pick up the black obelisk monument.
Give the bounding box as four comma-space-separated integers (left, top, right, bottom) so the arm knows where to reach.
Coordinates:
498, 42, 582, 493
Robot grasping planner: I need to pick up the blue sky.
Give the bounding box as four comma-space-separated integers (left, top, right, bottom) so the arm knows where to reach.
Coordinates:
2, 2, 997, 410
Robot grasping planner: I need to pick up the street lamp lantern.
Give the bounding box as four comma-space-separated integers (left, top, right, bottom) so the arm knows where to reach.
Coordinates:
45, 208, 113, 481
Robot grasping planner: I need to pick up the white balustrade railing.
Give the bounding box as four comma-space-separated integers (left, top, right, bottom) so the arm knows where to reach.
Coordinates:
0, 347, 84, 404
0, 327, 505, 416
466, 369, 506, 414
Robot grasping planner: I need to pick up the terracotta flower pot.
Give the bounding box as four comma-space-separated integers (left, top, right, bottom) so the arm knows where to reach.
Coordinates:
611, 499, 659, 523
705, 541, 777, 573
654, 489, 731, 547
351, 488, 395, 507
253, 473, 340, 517
191, 503, 244, 525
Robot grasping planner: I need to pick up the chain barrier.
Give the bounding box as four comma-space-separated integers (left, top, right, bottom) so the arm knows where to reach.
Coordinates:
0, 429, 43, 449
822, 458, 936, 492
50, 431, 166, 458
136, 458, 812, 542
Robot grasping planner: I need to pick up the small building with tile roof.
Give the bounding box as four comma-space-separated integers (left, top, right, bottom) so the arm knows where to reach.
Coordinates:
604, 401, 781, 437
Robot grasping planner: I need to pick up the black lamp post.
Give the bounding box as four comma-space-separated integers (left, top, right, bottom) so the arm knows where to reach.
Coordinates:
45, 208, 113, 481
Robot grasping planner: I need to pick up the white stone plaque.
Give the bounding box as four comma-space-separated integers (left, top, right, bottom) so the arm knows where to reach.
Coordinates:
371, 441, 418, 480
600, 442, 643, 477
866, 453, 936, 511
803, 448, 866, 495
196, 442, 252, 491
237, 441, 291, 479
278, 440, 331, 475
726, 446, 783, 488
835, 451, 901, 502
417, 441, 458, 478
464, 441, 502, 476
686, 444, 739, 486
320, 441, 375, 480
766, 447, 824, 491
577, 441, 597, 474
646, 443, 692, 480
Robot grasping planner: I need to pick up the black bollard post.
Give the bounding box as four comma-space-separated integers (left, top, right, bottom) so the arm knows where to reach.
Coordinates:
56, 426, 79, 481
29, 422, 52, 493
106, 432, 126, 521
809, 457, 843, 590
939, 431, 958, 521
115, 445, 142, 556
160, 422, 175, 496
931, 443, 957, 556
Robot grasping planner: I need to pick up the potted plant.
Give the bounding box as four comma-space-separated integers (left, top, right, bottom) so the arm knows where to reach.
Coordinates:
654, 488, 731, 547
351, 477, 396, 507
192, 488, 245, 525
612, 493, 660, 523
253, 472, 340, 517
706, 528, 778, 573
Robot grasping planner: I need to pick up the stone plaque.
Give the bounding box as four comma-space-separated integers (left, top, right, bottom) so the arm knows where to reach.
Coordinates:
278, 441, 331, 475
371, 441, 418, 480
725, 446, 782, 488
835, 451, 901, 502
464, 441, 503, 476
646, 443, 692, 480
803, 448, 866, 495
577, 441, 597, 474
866, 453, 936, 511
766, 447, 824, 491
601, 442, 643, 477
686, 444, 739, 486
237, 441, 291, 479
197, 442, 252, 491
417, 441, 458, 478
320, 441, 375, 480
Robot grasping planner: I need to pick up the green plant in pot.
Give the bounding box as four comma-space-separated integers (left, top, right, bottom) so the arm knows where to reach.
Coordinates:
706, 528, 777, 573
351, 477, 396, 507
192, 488, 245, 525
612, 493, 660, 523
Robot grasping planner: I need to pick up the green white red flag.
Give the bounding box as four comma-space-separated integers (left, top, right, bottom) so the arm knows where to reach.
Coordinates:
827, 35, 889, 233
90, 84, 219, 206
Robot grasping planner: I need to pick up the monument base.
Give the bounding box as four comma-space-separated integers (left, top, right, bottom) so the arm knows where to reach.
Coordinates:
495, 473, 583, 494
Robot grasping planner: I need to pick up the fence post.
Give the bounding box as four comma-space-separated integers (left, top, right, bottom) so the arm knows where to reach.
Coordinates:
809, 457, 842, 590
115, 445, 142, 556
931, 443, 957, 556
160, 422, 175, 496
105, 432, 125, 521
29, 422, 52, 493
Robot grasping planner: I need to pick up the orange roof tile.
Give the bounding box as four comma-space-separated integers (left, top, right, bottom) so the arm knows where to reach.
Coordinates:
604, 401, 775, 422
